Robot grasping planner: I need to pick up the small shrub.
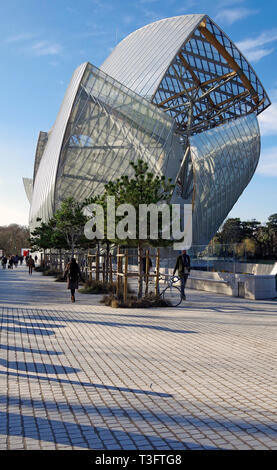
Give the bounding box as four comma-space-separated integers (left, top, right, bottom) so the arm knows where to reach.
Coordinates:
101, 293, 168, 308
79, 280, 116, 294
34, 266, 49, 272
55, 275, 67, 282
42, 269, 62, 277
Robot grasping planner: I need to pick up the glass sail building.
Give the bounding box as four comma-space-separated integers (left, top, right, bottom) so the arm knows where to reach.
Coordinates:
24, 14, 270, 246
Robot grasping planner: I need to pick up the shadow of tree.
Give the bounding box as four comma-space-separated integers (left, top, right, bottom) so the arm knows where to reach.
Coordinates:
0, 326, 56, 336
2, 311, 198, 335
0, 359, 80, 375
0, 344, 63, 356
0, 410, 218, 450
2, 394, 277, 438
1, 316, 66, 329
0, 370, 172, 398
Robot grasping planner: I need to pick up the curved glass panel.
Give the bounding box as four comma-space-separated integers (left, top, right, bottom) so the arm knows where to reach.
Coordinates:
33, 131, 48, 183
55, 64, 183, 206
29, 62, 88, 229
22, 177, 33, 204
190, 113, 260, 245
101, 15, 205, 98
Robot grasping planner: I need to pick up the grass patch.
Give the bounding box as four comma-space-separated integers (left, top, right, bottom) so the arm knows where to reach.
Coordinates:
101, 292, 168, 308
55, 275, 67, 282
34, 266, 49, 272
42, 269, 63, 277
79, 280, 116, 294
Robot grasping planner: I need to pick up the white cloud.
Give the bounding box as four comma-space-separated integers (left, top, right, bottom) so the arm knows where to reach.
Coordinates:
122, 15, 134, 25
256, 146, 277, 177
236, 30, 277, 63
5, 32, 38, 43
218, 0, 246, 6
31, 41, 63, 56
6, 33, 63, 57
243, 47, 274, 63
258, 102, 277, 137
215, 7, 259, 25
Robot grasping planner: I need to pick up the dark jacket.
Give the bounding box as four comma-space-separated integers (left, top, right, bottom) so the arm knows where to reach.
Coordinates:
173, 254, 191, 277
27, 257, 35, 267
64, 262, 83, 290
142, 256, 152, 273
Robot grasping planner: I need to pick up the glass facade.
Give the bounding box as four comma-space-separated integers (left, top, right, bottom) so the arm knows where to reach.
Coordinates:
24, 14, 270, 246
190, 113, 260, 245
55, 64, 182, 207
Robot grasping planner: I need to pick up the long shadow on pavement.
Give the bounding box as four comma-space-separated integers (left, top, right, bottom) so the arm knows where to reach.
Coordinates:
0, 344, 63, 356
1, 311, 198, 335
0, 370, 172, 398
0, 410, 218, 450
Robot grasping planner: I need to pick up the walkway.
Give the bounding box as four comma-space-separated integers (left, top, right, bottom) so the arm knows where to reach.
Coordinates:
0, 265, 276, 450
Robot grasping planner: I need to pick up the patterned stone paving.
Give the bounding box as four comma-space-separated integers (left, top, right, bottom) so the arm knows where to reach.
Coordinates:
0, 266, 276, 450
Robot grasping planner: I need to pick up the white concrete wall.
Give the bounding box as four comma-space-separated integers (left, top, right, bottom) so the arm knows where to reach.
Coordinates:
209, 261, 277, 275
158, 266, 277, 300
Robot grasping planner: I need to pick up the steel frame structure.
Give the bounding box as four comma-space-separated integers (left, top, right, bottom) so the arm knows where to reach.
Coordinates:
24, 15, 270, 246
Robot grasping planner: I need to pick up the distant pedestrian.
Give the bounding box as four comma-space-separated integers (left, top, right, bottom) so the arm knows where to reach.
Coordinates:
64, 258, 84, 303
34, 255, 38, 264
173, 249, 191, 300
1, 256, 7, 269
27, 255, 35, 275
8, 257, 14, 269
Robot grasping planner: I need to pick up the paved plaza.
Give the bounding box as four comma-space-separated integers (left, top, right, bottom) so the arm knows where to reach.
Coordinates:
0, 265, 276, 450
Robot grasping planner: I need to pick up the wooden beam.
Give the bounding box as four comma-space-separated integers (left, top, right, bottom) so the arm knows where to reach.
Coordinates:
198, 25, 259, 105
178, 53, 222, 115
191, 90, 250, 122
157, 70, 237, 107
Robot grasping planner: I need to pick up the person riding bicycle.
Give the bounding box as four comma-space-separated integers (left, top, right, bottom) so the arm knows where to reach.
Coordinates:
173, 249, 191, 300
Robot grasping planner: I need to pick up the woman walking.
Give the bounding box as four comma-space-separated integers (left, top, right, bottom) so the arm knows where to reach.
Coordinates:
64, 258, 83, 302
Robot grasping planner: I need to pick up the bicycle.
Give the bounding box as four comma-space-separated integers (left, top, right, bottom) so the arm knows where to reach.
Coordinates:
158, 274, 183, 307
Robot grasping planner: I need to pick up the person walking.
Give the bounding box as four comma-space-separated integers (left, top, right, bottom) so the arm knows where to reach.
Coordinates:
27, 255, 35, 275
8, 256, 14, 269
173, 249, 191, 300
64, 258, 84, 303
142, 252, 153, 282
1, 256, 7, 269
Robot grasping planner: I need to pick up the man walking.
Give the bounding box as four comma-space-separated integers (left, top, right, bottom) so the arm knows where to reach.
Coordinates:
27, 255, 35, 275
173, 249, 191, 300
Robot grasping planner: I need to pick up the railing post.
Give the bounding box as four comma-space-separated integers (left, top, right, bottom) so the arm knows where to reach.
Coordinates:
155, 248, 160, 296
145, 249, 150, 295
116, 246, 120, 297
109, 253, 113, 284
96, 250, 99, 281
88, 250, 92, 282
124, 249, 128, 303
102, 254, 105, 283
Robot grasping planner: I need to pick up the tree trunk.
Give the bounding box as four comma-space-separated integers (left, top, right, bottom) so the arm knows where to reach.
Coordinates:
106, 241, 110, 282
138, 243, 143, 298
59, 249, 62, 272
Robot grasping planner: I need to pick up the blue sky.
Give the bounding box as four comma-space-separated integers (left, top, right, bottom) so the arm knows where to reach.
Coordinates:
0, 0, 276, 226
